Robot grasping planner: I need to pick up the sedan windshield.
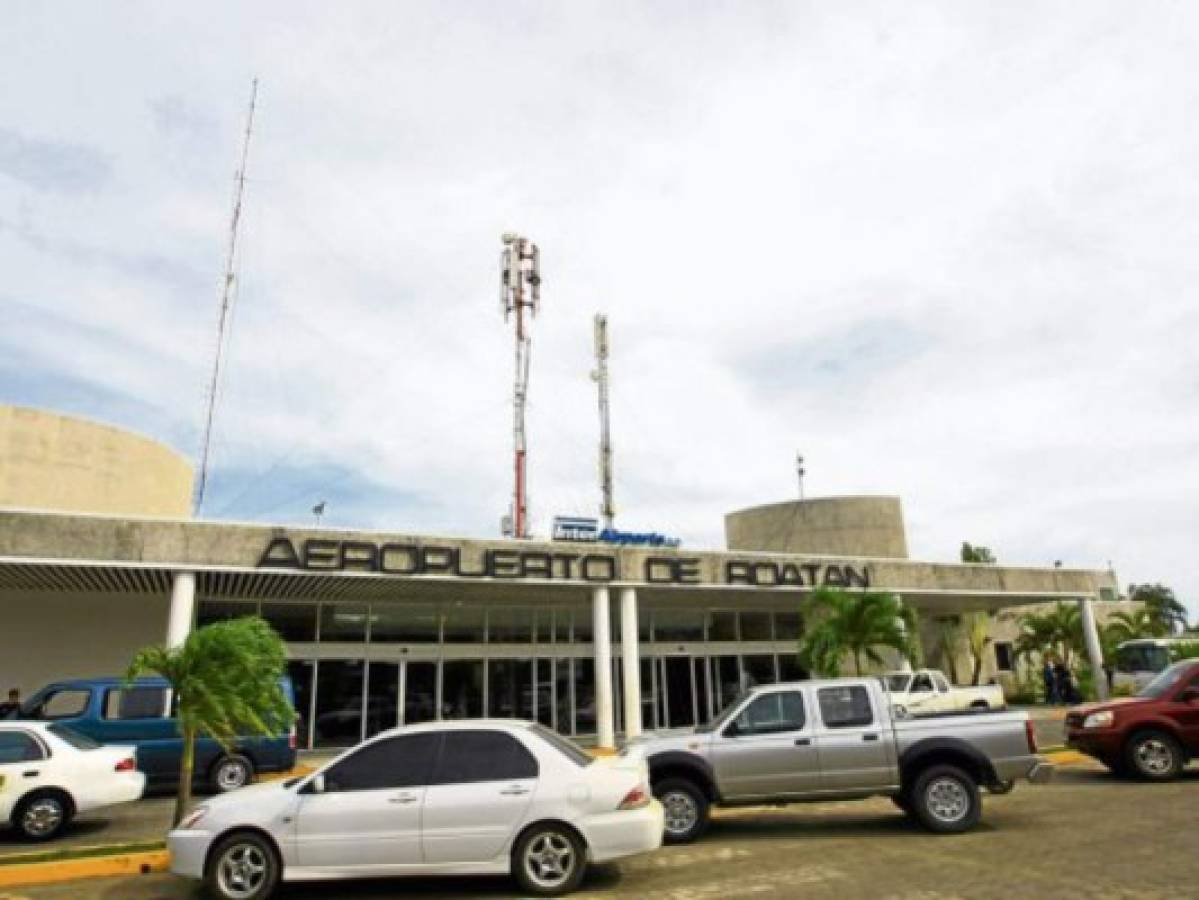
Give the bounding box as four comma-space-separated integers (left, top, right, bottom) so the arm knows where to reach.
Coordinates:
1138, 661, 1195, 699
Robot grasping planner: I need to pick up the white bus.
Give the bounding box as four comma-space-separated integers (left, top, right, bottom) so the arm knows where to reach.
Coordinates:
1113, 637, 1199, 692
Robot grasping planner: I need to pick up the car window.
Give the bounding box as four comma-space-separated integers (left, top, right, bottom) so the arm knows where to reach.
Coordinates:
932, 674, 950, 692
818, 686, 874, 728
911, 674, 933, 693
731, 692, 805, 735
323, 733, 439, 792
35, 690, 90, 720
104, 687, 167, 720
0, 731, 45, 763
432, 730, 539, 785
884, 674, 911, 692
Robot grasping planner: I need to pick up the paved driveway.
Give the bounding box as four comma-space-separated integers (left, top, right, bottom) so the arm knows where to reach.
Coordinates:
6, 765, 1196, 900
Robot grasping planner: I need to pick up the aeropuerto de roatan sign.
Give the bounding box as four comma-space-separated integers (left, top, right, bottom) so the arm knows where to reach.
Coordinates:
256, 537, 872, 589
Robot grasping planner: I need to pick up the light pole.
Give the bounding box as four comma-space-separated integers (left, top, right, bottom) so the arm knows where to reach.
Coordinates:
796, 453, 806, 500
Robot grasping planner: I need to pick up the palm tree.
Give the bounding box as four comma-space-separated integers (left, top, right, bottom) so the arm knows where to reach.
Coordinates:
1105, 608, 1165, 643
1014, 602, 1083, 669
965, 612, 993, 686
799, 588, 917, 677
127, 616, 295, 825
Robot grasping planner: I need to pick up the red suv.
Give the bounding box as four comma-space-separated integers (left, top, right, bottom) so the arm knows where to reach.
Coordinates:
1066, 659, 1199, 780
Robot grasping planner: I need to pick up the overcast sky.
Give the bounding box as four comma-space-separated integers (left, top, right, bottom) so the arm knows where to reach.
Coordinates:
1, 2, 1196, 616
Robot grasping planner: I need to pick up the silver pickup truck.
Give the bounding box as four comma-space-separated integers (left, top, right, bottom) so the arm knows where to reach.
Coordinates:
635, 677, 1052, 843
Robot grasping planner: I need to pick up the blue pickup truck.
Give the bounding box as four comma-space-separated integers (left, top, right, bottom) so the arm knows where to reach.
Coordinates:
16, 677, 297, 793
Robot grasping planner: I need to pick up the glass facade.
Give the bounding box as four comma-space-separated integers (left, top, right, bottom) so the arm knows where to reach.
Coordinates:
196, 598, 807, 748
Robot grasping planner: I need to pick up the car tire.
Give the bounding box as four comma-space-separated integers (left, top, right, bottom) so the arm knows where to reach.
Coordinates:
211, 754, 254, 793
654, 777, 710, 844
891, 791, 912, 814
205, 830, 280, 900
511, 822, 586, 897
12, 790, 73, 842
1125, 730, 1182, 782
910, 764, 982, 834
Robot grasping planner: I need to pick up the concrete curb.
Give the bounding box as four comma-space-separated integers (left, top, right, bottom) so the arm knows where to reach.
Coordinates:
0, 847, 169, 888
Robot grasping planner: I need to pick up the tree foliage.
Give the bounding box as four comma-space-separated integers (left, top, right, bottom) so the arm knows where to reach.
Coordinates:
965, 612, 993, 686
1128, 583, 1189, 636
799, 588, 917, 677
960, 542, 997, 564
1014, 602, 1083, 668
127, 616, 295, 825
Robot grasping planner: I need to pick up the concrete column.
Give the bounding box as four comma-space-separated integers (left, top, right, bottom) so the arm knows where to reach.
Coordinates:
592, 586, 615, 749
620, 587, 643, 740
166, 571, 197, 649
1078, 595, 1109, 701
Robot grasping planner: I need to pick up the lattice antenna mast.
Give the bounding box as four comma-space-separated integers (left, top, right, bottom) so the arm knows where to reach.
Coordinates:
499, 233, 541, 539
591, 314, 615, 530
193, 78, 258, 516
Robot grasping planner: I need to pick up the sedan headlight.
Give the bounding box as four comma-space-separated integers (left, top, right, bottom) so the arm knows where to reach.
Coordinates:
1083, 711, 1114, 729
177, 806, 209, 830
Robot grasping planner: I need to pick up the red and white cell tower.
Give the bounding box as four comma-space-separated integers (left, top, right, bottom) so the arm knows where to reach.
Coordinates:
499, 232, 541, 539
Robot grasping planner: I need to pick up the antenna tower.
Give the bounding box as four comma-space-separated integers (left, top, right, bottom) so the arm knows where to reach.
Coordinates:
591, 314, 615, 529
193, 78, 258, 516
499, 233, 541, 538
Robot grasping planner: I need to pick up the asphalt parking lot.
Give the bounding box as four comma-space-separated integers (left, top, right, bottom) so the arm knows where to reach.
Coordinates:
6, 765, 1196, 900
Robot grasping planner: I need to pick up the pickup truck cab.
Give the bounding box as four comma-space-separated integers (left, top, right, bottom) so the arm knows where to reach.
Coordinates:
884, 670, 1005, 716
16, 677, 297, 793
638, 677, 1050, 843
1066, 659, 1199, 780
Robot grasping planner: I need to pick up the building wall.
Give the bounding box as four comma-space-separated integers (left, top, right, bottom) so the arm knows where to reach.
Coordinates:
0, 405, 193, 518
0, 590, 168, 697
725, 496, 909, 559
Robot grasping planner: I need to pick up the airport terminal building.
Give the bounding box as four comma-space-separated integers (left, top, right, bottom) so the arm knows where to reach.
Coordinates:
0, 406, 1120, 750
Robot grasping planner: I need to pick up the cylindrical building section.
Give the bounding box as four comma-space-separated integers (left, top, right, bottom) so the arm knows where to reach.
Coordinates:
0, 405, 193, 518
725, 495, 909, 559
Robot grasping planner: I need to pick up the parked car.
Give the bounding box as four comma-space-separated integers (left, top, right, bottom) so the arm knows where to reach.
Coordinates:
0, 721, 144, 841
637, 676, 1051, 844
16, 677, 297, 793
168, 720, 662, 900
1066, 658, 1199, 780
884, 669, 1005, 716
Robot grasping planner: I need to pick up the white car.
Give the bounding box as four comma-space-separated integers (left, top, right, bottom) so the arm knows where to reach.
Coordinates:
0, 722, 145, 841
169, 720, 663, 899
884, 669, 1006, 716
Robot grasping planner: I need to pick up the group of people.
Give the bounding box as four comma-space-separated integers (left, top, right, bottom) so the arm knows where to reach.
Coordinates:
1042, 659, 1081, 705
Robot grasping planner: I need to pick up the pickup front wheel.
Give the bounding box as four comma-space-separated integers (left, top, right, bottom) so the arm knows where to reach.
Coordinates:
653, 777, 710, 844
910, 765, 981, 834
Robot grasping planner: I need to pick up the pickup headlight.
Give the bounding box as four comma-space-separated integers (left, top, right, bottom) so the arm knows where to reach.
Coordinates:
1083, 711, 1114, 729
177, 806, 209, 830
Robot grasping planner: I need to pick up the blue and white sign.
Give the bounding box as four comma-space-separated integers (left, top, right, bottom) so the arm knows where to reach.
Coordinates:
551, 516, 681, 548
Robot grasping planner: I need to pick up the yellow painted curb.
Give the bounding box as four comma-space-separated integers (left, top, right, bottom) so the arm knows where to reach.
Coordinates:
589, 747, 619, 757
1044, 749, 1090, 766
258, 763, 314, 782
0, 849, 169, 889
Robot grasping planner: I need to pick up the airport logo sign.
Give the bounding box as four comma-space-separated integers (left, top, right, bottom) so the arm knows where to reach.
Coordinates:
551, 516, 681, 548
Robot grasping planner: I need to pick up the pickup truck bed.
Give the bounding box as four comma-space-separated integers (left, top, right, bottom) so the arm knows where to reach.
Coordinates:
636, 677, 1051, 843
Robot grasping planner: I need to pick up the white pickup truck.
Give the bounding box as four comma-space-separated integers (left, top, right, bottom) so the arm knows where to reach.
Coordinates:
884, 670, 1005, 716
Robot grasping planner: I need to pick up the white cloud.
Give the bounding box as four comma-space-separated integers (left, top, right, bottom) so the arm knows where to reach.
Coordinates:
1, 1, 1197, 617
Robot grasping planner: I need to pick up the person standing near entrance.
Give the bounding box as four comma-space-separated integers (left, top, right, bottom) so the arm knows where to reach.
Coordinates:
0, 688, 21, 719
1042, 659, 1058, 705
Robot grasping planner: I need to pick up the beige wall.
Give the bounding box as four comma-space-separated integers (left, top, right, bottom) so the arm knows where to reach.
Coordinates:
0, 405, 193, 518
0, 589, 169, 698
726, 496, 910, 559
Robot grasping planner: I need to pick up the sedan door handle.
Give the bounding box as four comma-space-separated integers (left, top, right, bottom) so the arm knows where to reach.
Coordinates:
793, 738, 811, 747
500, 786, 530, 796
862, 734, 879, 742
22, 771, 39, 778
388, 793, 419, 804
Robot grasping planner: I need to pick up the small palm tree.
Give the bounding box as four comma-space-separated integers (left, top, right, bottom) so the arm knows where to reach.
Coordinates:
799, 588, 917, 677
127, 616, 295, 825
1106, 608, 1166, 643
1015, 602, 1083, 670
965, 613, 993, 686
